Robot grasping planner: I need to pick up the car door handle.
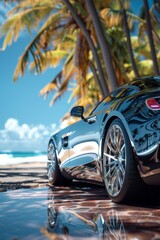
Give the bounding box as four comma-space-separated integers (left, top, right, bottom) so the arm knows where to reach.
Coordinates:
87, 116, 96, 124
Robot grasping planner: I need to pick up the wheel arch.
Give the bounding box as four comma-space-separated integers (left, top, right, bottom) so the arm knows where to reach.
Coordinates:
47, 136, 60, 161
48, 137, 57, 148
100, 111, 135, 163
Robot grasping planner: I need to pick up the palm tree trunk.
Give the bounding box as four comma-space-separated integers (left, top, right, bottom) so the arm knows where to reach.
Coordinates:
119, 0, 140, 79
143, 0, 159, 75
63, 0, 108, 97
89, 60, 103, 97
86, 0, 119, 91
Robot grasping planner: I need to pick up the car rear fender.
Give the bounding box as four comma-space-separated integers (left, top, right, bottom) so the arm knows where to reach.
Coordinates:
100, 111, 136, 167
102, 110, 134, 143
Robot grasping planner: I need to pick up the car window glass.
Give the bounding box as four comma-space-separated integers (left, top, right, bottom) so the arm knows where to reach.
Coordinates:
131, 79, 160, 89
89, 86, 138, 116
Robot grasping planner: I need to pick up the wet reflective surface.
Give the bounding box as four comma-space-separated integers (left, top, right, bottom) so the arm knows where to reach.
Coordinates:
0, 182, 160, 240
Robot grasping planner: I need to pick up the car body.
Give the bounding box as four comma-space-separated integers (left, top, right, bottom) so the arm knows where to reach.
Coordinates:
47, 76, 160, 203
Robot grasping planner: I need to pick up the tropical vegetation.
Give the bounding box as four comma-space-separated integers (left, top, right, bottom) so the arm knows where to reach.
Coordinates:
0, 0, 160, 120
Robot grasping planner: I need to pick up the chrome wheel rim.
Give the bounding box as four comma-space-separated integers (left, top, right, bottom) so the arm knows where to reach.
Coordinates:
103, 124, 126, 197
47, 142, 56, 182
48, 206, 57, 228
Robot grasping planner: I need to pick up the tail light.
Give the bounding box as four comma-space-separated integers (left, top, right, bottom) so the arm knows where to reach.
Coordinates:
146, 98, 160, 110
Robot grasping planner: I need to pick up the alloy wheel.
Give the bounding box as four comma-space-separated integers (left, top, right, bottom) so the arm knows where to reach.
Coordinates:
47, 142, 56, 182
103, 124, 126, 197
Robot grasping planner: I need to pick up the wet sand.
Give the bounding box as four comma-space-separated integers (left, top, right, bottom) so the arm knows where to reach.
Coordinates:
0, 162, 48, 192
0, 162, 160, 239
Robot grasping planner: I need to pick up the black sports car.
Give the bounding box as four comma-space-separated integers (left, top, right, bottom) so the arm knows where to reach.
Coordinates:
47, 76, 160, 203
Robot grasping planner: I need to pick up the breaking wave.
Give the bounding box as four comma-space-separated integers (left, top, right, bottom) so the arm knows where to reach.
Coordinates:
0, 151, 47, 165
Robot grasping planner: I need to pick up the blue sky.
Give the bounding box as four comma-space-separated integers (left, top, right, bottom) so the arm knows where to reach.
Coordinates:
0, 3, 73, 152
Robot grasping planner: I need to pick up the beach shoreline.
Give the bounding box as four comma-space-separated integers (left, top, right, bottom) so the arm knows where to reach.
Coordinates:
0, 162, 48, 192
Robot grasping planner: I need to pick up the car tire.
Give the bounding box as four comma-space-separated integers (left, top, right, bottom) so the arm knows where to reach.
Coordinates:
103, 118, 144, 203
47, 141, 66, 185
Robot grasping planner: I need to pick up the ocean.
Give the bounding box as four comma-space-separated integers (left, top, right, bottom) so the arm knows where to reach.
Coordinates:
0, 151, 47, 165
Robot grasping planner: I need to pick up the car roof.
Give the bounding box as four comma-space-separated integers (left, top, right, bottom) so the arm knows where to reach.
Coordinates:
128, 76, 160, 90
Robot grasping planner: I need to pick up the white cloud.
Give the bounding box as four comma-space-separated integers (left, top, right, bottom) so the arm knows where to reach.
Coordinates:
0, 118, 57, 152
5, 118, 19, 131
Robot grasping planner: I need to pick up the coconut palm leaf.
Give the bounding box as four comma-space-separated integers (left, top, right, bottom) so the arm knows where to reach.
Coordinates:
149, 4, 160, 46
131, 35, 153, 59
29, 31, 77, 74
29, 49, 68, 73
101, 7, 144, 30
40, 71, 63, 97
1, 5, 54, 47
7, 0, 59, 15
137, 59, 154, 76
39, 52, 76, 104
12, 12, 70, 80
1, 0, 71, 80
68, 70, 101, 104
49, 67, 76, 106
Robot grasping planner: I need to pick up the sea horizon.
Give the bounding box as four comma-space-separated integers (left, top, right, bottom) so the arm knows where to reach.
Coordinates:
0, 151, 47, 165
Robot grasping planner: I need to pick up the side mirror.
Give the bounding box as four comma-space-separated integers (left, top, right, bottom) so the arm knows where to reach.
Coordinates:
70, 106, 84, 118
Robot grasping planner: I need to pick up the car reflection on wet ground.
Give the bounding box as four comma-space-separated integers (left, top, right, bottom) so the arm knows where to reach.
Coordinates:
0, 182, 160, 240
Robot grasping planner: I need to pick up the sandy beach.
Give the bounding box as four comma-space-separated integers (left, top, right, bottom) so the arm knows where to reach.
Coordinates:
0, 162, 48, 192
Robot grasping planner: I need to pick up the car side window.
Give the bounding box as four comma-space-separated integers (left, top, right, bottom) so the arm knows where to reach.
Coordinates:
89, 86, 139, 116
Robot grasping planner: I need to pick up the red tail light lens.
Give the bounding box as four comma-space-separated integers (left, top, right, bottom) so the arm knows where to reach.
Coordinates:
146, 98, 160, 110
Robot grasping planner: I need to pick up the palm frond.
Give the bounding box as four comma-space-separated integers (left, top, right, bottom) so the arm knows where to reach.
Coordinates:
40, 71, 63, 97
49, 75, 71, 105
101, 8, 123, 27
40, 54, 76, 104
0, 7, 55, 47
12, 10, 68, 80
7, 0, 59, 15
137, 59, 154, 76
63, 52, 76, 81
29, 49, 68, 73
131, 35, 151, 59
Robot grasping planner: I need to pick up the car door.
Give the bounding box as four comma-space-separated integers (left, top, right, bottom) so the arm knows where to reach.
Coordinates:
65, 112, 103, 182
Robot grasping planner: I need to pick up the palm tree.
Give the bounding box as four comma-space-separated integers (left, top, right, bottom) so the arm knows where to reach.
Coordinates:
118, 0, 139, 79
3, 0, 159, 120
62, 0, 108, 96
143, 0, 159, 75
38, 30, 102, 106
1, 0, 109, 97
150, 1, 160, 49
86, 0, 119, 91
1, 0, 138, 94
